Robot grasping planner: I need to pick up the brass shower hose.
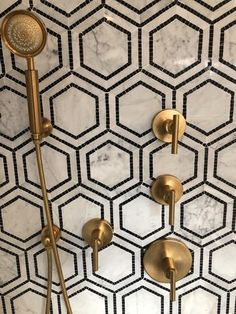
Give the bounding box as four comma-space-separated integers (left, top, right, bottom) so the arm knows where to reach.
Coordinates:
35, 140, 73, 314
46, 248, 52, 314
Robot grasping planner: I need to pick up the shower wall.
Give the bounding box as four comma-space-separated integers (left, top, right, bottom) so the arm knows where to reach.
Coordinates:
0, 0, 236, 313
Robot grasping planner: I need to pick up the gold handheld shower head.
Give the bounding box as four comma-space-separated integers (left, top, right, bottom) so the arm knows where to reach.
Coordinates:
1, 10, 48, 140
1, 10, 47, 57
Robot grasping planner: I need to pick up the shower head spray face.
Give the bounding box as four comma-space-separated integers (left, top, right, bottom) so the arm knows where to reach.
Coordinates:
1, 10, 47, 58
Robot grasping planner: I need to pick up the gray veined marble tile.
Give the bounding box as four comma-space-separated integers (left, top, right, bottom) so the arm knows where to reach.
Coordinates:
183, 194, 225, 236
211, 242, 236, 282
121, 194, 162, 238
181, 287, 219, 314
118, 83, 163, 135
0, 249, 18, 286
82, 21, 129, 78
88, 141, 131, 188
0, 89, 28, 138
221, 21, 236, 68
1, 197, 43, 241
151, 18, 200, 75
52, 85, 97, 137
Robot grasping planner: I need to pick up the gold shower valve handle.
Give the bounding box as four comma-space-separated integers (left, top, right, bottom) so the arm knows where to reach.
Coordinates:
164, 257, 176, 302
93, 238, 99, 272
152, 109, 186, 155
172, 114, 180, 154
143, 238, 192, 303
168, 189, 176, 226
151, 175, 183, 227
82, 219, 113, 273
170, 269, 176, 301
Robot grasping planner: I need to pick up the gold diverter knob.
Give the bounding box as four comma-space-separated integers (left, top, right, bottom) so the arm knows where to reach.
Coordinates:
82, 218, 113, 272
144, 238, 192, 302
151, 175, 183, 227
152, 109, 186, 154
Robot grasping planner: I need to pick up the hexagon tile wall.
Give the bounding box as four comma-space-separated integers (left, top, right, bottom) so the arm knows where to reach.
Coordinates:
0, 1, 235, 313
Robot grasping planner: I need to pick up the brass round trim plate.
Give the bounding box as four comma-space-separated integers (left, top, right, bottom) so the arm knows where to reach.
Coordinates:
151, 175, 183, 205
82, 218, 113, 249
143, 238, 192, 283
1, 10, 47, 58
152, 109, 186, 143
41, 224, 61, 248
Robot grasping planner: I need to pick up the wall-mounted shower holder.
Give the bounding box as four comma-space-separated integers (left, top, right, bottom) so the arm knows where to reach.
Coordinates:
152, 109, 186, 154
82, 218, 113, 272
41, 224, 61, 248
151, 175, 183, 226
144, 238, 192, 302
41, 117, 53, 138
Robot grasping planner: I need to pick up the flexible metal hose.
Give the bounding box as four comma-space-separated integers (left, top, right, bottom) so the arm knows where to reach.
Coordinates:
46, 248, 52, 314
34, 140, 72, 314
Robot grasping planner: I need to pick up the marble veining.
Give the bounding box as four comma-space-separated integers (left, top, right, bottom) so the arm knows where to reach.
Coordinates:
0, 249, 18, 286
82, 21, 129, 77
182, 194, 225, 236
222, 22, 236, 66
88, 141, 131, 188
217, 142, 236, 186
121, 194, 162, 238
0, 88, 28, 139
52, 86, 97, 136
118, 83, 163, 135
211, 242, 236, 282
181, 287, 218, 314
24, 144, 70, 191
151, 18, 200, 75
186, 82, 232, 133
1, 197, 42, 241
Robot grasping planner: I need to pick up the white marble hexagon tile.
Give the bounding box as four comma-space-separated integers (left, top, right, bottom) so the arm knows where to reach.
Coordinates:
0, 0, 236, 313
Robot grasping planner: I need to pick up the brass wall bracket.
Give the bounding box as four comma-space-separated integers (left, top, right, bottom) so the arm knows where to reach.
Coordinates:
151, 175, 183, 226
152, 109, 186, 154
42, 117, 53, 138
143, 238, 192, 302
82, 218, 113, 272
41, 224, 61, 249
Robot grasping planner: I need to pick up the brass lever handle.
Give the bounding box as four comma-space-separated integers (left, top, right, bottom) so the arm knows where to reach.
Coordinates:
164, 257, 176, 301
151, 175, 183, 227
82, 218, 113, 272
169, 268, 176, 301
152, 109, 186, 155
168, 189, 175, 226
93, 238, 99, 272
91, 229, 103, 272
172, 114, 179, 154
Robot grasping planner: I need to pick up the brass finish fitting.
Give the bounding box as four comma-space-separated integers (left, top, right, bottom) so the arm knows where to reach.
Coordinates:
152, 109, 186, 154
151, 175, 183, 226
144, 238, 192, 302
82, 218, 113, 272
